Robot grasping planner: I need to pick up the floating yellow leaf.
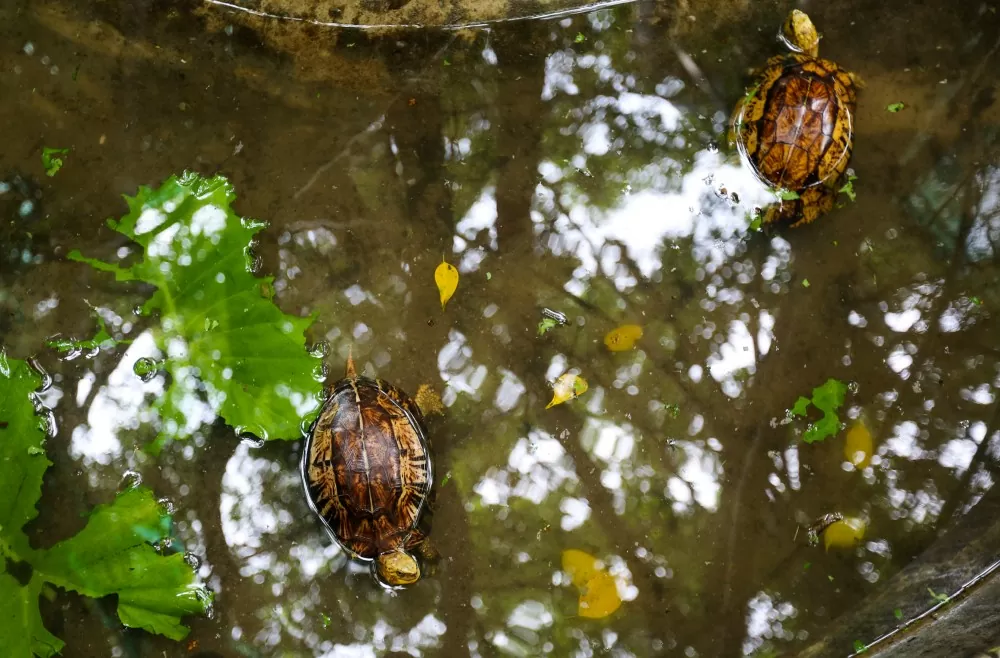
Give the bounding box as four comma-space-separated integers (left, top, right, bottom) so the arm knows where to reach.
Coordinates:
844, 419, 873, 469
562, 549, 601, 587
824, 517, 866, 550
561, 549, 622, 619
434, 260, 459, 310
546, 373, 588, 409
604, 324, 643, 352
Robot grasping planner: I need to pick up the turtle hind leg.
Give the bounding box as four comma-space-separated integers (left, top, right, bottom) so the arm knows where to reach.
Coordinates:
789, 186, 836, 227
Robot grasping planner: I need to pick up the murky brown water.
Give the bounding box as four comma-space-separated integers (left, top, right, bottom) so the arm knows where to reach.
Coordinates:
2, 0, 999, 656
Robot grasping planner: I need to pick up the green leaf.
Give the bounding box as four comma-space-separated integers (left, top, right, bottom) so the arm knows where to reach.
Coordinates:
0, 574, 63, 657
893, 607, 903, 620
790, 396, 811, 417
33, 488, 210, 641
886, 102, 905, 113
575, 32, 586, 43
801, 279, 811, 288
838, 174, 858, 202
0, 352, 51, 559
776, 188, 800, 201
790, 379, 848, 443
69, 172, 324, 447
41, 147, 70, 177
927, 587, 950, 604
853, 639, 867, 653
0, 354, 210, 654
537, 317, 559, 336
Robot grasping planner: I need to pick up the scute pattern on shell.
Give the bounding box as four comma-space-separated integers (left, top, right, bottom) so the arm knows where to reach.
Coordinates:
304, 376, 431, 560
735, 52, 857, 226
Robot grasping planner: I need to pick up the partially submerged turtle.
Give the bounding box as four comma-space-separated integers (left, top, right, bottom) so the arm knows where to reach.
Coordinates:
302, 354, 442, 587
732, 10, 861, 226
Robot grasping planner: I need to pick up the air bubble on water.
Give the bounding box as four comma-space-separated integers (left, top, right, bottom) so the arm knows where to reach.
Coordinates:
308, 341, 330, 359
848, 381, 860, 395
183, 552, 202, 570
19, 200, 34, 217
22, 42, 34, 55
82, 344, 101, 359
120, 469, 143, 491
707, 141, 719, 153
313, 360, 330, 384
34, 405, 58, 438
157, 497, 177, 516
133, 357, 160, 381
197, 589, 216, 618
236, 426, 268, 447
27, 357, 52, 392
241, 217, 268, 231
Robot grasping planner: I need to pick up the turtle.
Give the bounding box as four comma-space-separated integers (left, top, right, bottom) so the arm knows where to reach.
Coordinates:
731, 9, 862, 227
301, 353, 443, 587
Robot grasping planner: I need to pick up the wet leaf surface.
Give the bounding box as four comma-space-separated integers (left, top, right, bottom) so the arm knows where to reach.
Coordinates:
0, 353, 209, 654
546, 373, 588, 409
68, 172, 324, 447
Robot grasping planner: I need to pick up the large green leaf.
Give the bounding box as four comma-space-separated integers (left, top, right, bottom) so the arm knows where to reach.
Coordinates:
0, 352, 51, 559
0, 354, 210, 655
33, 488, 209, 641
68, 172, 323, 445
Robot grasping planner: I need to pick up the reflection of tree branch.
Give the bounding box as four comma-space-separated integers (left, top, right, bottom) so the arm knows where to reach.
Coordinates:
937, 398, 1000, 528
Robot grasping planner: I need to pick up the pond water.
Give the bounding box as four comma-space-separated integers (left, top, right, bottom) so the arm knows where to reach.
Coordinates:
2, 0, 999, 656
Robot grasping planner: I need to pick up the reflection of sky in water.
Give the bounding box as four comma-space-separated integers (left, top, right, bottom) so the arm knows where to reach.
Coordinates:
19, 8, 998, 658
70, 331, 164, 467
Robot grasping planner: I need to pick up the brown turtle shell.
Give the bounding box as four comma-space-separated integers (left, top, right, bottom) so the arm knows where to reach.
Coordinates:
302, 374, 431, 563
735, 53, 857, 225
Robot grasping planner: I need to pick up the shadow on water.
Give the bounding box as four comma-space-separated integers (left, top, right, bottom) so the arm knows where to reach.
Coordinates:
1, 0, 1000, 655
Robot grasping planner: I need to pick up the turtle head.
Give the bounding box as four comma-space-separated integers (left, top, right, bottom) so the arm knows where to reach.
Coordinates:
375, 550, 421, 587
781, 10, 820, 57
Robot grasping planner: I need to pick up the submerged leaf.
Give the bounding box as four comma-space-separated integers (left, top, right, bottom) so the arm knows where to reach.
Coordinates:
546, 373, 588, 409
0, 354, 209, 655
838, 174, 858, 202
41, 147, 70, 177
434, 259, 459, 310
537, 317, 559, 336
823, 517, 866, 550
604, 325, 643, 352
68, 173, 323, 447
886, 102, 905, 113
561, 549, 622, 619
844, 419, 874, 468
776, 188, 800, 201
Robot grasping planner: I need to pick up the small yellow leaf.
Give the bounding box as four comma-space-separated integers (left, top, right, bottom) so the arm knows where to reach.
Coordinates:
546, 373, 588, 409
604, 324, 643, 352
562, 549, 601, 587
824, 517, 866, 550
579, 570, 621, 618
844, 419, 873, 468
434, 260, 459, 310
561, 549, 622, 619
